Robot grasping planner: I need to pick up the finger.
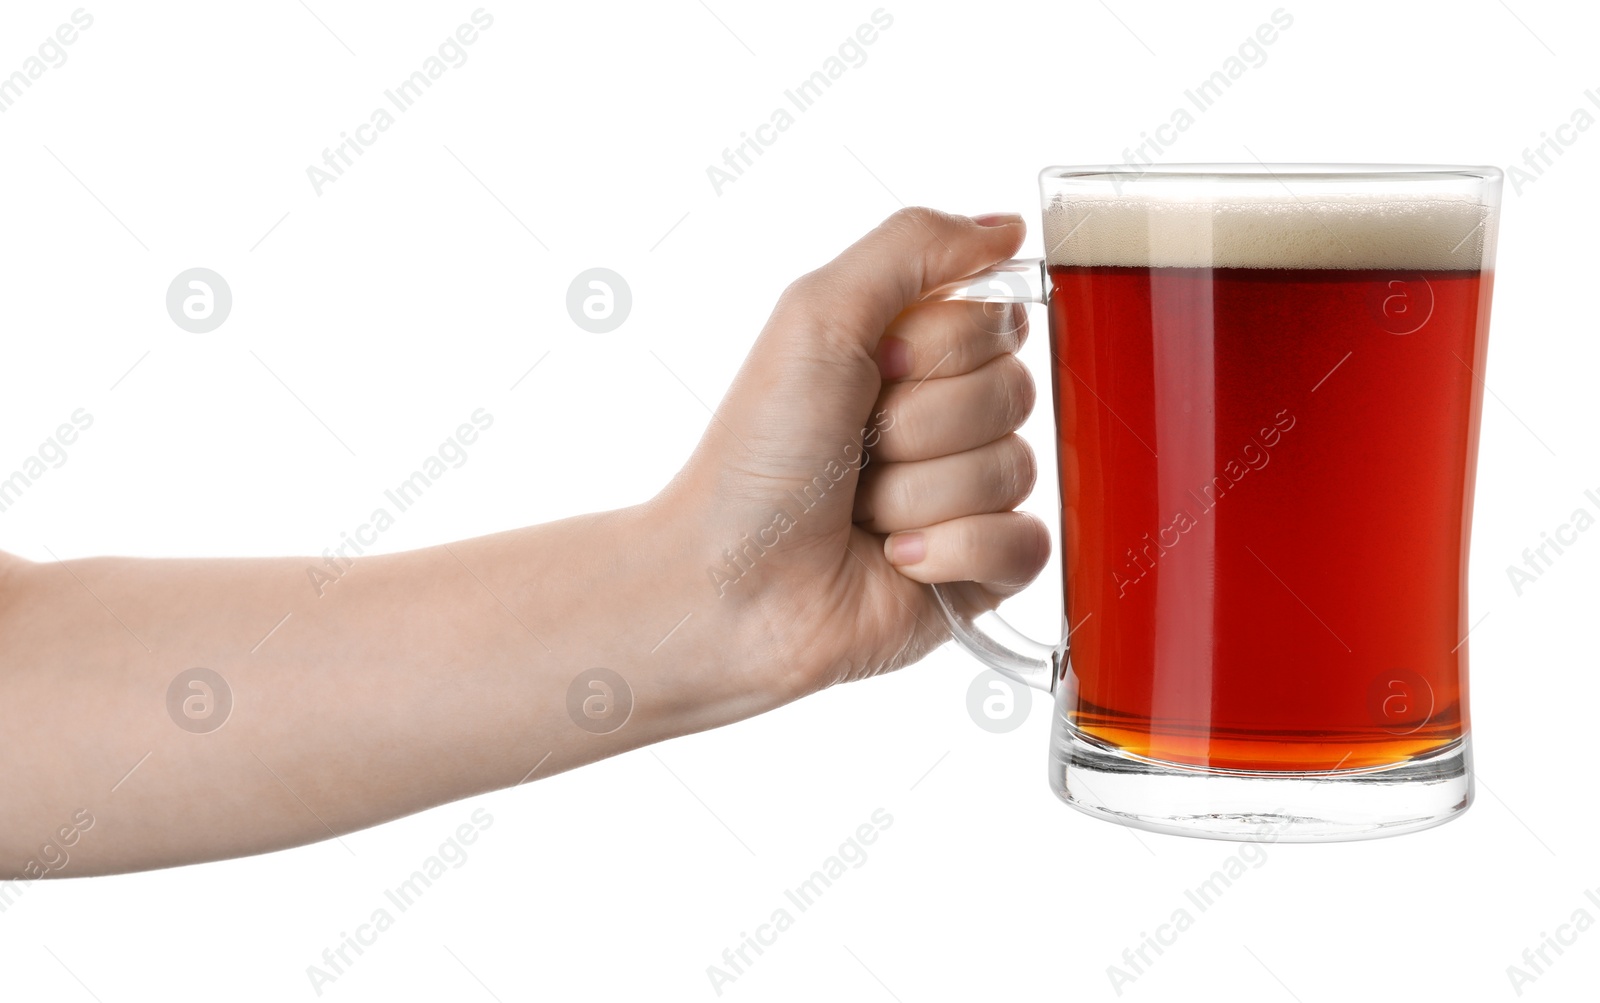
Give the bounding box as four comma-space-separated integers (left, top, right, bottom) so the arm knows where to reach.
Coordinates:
854, 434, 1036, 534
883, 511, 1051, 598
875, 298, 1029, 382
704, 210, 1026, 503
778, 208, 1026, 356
869, 354, 1035, 463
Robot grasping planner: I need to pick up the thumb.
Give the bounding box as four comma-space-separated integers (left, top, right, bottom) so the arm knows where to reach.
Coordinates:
788, 207, 1027, 357
708, 209, 1026, 479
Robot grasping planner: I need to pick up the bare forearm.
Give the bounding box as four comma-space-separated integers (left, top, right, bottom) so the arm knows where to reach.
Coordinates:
0, 208, 1046, 878
0, 501, 771, 876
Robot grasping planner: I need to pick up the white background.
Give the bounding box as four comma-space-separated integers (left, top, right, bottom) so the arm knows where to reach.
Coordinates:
1, 0, 1596, 1000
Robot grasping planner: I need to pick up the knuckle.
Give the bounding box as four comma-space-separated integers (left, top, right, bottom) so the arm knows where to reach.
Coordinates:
885, 467, 922, 528
883, 206, 953, 300
775, 270, 871, 355
1010, 303, 1031, 348
852, 463, 882, 520
773, 271, 826, 327
998, 435, 1037, 507
968, 297, 1015, 339
897, 394, 931, 455
995, 355, 1036, 431
885, 206, 948, 235
892, 421, 925, 462
993, 513, 1051, 589
872, 394, 914, 459
778, 269, 825, 307
1022, 512, 1052, 566
1033, 519, 1053, 569
883, 207, 958, 295
946, 516, 981, 562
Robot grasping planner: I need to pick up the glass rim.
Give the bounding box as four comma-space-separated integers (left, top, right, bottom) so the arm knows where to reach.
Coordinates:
1040, 163, 1502, 184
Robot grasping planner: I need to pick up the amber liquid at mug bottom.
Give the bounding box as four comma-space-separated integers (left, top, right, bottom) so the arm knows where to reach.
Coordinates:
1048, 263, 1491, 772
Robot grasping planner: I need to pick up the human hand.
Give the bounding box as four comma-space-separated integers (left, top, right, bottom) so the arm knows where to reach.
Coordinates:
0, 208, 1049, 875
657, 208, 1050, 699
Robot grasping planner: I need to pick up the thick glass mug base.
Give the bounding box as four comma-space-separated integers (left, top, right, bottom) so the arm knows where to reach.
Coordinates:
1052, 723, 1472, 842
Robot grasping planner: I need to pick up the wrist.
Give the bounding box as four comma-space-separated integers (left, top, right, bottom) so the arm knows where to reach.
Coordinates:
621, 495, 808, 728
507, 497, 804, 757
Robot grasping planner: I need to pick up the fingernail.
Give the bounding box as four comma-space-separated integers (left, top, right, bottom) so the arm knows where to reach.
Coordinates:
876, 336, 912, 380
972, 212, 1023, 228
887, 531, 926, 566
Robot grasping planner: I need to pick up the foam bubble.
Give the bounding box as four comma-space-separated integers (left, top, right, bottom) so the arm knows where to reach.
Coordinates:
1043, 194, 1492, 270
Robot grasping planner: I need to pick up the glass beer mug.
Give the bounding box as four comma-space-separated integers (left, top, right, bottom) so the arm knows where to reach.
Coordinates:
934, 164, 1501, 841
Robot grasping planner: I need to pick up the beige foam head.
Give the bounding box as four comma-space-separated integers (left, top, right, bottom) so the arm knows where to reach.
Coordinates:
1043, 194, 1493, 269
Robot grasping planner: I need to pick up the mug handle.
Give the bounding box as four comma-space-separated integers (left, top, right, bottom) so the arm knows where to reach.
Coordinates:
925, 257, 1062, 694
